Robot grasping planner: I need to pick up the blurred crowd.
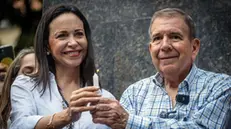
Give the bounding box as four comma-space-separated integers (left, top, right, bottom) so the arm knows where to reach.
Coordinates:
0, 0, 42, 96
0, 0, 42, 53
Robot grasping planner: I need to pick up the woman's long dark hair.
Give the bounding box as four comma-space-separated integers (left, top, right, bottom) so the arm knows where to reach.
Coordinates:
34, 4, 95, 95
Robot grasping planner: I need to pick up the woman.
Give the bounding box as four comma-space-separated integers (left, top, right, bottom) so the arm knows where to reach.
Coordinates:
10, 4, 114, 129
0, 48, 35, 129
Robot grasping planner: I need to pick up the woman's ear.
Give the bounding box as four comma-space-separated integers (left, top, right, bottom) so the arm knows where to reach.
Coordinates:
46, 45, 51, 55
46, 50, 50, 55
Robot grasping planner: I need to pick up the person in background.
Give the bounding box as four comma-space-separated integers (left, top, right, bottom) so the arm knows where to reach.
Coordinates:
0, 48, 35, 129
11, 0, 43, 54
10, 4, 114, 129
0, 63, 8, 97
91, 8, 231, 129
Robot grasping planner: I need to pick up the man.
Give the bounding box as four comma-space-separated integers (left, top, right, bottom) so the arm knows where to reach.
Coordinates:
91, 8, 231, 129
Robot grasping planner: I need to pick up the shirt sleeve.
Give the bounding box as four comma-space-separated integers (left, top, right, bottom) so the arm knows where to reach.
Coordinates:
120, 77, 231, 129
10, 76, 43, 129
101, 89, 116, 99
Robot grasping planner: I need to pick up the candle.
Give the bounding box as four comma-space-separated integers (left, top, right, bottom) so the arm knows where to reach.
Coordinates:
93, 73, 99, 87
93, 71, 101, 95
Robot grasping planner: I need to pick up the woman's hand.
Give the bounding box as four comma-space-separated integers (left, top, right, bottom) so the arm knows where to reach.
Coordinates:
68, 86, 101, 122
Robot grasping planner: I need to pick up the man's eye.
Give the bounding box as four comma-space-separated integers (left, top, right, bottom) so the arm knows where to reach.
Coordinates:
152, 36, 162, 44
171, 35, 182, 41
173, 36, 180, 39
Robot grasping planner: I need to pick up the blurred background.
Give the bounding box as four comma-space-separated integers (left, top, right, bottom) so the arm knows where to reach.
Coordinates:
0, 0, 42, 54
0, 0, 42, 94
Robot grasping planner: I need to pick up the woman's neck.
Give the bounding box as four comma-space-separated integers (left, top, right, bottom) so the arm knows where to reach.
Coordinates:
55, 65, 81, 90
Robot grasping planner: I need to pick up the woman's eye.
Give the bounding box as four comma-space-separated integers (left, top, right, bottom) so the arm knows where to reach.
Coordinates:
56, 33, 68, 38
75, 32, 84, 37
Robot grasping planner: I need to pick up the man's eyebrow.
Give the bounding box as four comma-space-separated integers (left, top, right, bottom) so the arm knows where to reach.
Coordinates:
169, 32, 182, 35
151, 33, 161, 37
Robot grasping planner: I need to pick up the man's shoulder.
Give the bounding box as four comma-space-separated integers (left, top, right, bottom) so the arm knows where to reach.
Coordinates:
120, 75, 156, 102
196, 68, 231, 89
125, 75, 156, 91
197, 68, 230, 81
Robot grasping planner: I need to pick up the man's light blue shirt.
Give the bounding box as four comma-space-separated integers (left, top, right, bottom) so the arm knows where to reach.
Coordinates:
120, 65, 231, 129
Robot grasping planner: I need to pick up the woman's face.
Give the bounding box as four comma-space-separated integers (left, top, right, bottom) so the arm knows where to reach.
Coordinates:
48, 13, 88, 69
18, 53, 36, 75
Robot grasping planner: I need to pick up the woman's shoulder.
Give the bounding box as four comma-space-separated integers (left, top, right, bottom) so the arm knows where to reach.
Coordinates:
12, 74, 35, 88
101, 89, 115, 99
10, 74, 37, 94
12, 72, 55, 90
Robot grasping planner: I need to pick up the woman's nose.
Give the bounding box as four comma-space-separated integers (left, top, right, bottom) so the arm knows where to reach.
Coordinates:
68, 35, 79, 47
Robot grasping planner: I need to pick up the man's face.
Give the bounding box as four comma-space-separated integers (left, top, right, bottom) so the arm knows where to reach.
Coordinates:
149, 16, 200, 76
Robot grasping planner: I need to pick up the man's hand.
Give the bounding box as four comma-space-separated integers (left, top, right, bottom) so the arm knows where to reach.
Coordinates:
91, 98, 129, 129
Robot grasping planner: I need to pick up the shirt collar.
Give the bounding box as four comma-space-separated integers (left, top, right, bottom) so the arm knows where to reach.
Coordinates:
153, 72, 164, 87
153, 64, 198, 88
184, 64, 198, 86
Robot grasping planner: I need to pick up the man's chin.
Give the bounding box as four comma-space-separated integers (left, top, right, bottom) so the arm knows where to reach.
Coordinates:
159, 65, 178, 75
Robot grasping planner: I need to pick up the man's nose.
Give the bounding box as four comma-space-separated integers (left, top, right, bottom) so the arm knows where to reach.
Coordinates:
160, 36, 172, 51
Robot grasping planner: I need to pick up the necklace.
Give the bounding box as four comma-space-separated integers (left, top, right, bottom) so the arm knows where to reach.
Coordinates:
56, 79, 84, 129
57, 86, 74, 129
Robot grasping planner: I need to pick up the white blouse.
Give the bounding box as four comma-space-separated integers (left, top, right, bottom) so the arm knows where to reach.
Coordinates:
10, 72, 115, 129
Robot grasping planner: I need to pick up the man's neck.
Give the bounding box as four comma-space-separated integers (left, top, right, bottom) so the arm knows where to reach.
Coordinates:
163, 67, 191, 107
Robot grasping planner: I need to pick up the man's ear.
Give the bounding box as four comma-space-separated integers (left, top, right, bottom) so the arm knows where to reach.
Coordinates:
191, 38, 200, 61
149, 42, 153, 54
